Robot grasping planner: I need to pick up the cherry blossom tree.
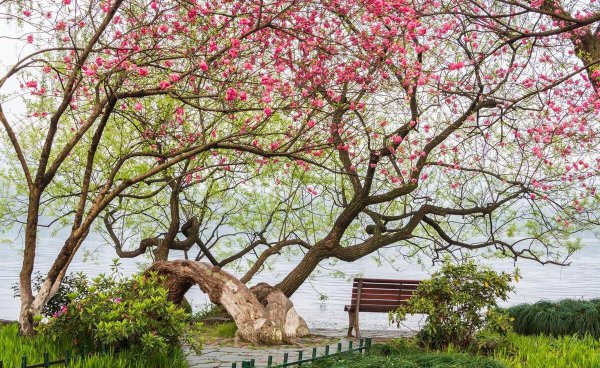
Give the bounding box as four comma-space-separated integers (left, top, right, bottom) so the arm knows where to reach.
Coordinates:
0, 0, 326, 338
1, 0, 599, 342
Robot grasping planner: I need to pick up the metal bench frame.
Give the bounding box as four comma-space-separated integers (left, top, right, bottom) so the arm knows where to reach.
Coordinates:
344, 278, 420, 338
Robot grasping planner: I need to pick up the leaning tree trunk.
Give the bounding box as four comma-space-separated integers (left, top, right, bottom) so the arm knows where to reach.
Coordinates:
147, 260, 308, 344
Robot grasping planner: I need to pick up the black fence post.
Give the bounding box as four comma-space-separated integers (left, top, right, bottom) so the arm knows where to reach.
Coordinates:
231, 363, 236, 368
65, 350, 71, 366
43, 352, 50, 368
365, 337, 372, 351
21, 356, 27, 368
267, 355, 273, 367
297, 350, 303, 366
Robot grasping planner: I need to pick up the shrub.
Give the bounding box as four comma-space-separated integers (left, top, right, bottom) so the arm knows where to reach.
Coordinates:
37, 272, 189, 356
505, 299, 600, 338
390, 260, 517, 349
12, 271, 89, 317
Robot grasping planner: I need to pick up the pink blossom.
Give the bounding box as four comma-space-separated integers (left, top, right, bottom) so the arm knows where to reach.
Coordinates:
264, 107, 273, 116
25, 81, 38, 89
26, 34, 34, 43
63, 0, 71, 4
198, 60, 208, 71
135, 102, 143, 111
83, 67, 95, 77
239, 91, 247, 101
56, 21, 66, 31
159, 80, 171, 90
225, 88, 238, 101
448, 62, 465, 71
138, 68, 148, 76
169, 73, 180, 82
23, 10, 32, 17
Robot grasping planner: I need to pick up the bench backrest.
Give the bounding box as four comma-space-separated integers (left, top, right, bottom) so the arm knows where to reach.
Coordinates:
351, 278, 420, 312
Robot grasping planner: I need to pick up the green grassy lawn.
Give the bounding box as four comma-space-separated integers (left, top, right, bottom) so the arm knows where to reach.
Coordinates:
0, 323, 189, 368
309, 333, 600, 368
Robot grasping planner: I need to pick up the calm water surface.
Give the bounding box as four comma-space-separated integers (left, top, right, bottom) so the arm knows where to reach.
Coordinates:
1, 228, 599, 330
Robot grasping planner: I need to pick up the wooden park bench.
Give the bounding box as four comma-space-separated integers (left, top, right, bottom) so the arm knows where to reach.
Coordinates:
345, 278, 421, 338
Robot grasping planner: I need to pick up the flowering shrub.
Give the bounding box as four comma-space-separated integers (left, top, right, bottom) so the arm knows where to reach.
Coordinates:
12, 272, 88, 317
37, 272, 189, 355
390, 260, 517, 349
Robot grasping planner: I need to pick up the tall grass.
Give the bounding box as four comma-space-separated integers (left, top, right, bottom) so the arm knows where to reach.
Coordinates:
494, 334, 600, 368
506, 299, 600, 338
0, 323, 188, 368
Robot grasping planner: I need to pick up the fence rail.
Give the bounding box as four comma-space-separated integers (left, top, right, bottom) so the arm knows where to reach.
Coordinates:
232, 337, 373, 368
2, 338, 373, 368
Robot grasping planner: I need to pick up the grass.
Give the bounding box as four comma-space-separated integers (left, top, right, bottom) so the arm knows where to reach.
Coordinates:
307, 333, 600, 368
0, 323, 189, 368
308, 341, 506, 368
494, 333, 600, 368
506, 299, 600, 338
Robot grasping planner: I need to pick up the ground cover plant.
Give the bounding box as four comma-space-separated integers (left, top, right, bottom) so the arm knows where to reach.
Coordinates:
308, 342, 506, 368
0, 323, 189, 368
309, 333, 600, 368
506, 299, 600, 338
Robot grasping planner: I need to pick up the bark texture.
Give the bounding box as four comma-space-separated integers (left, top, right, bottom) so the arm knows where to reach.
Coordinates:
147, 260, 308, 344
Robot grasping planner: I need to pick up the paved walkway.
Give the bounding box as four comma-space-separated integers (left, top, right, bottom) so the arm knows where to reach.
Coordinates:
186, 329, 415, 368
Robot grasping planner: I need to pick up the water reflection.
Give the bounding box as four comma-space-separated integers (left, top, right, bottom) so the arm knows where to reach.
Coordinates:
1, 230, 599, 330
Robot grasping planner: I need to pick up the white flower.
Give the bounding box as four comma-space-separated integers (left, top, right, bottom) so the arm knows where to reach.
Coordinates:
40, 317, 50, 325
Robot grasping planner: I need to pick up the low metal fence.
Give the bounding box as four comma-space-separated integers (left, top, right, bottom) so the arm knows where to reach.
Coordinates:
232, 337, 372, 368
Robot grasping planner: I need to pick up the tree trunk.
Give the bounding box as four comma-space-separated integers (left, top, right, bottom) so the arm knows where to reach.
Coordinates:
19, 190, 42, 336
147, 260, 308, 344
276, 245, 328, 297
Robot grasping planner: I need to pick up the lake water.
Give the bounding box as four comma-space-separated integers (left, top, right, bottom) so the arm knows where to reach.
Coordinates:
1, 228, 599, 331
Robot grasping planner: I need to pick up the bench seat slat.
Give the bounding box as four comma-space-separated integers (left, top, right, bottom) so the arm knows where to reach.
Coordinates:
352, 283, 419, 290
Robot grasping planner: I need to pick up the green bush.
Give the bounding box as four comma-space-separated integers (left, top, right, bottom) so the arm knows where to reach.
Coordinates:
506, 299, 600, 338
37, 272, 189, 356
390, 260, 517, 349
12, 271, 89, 317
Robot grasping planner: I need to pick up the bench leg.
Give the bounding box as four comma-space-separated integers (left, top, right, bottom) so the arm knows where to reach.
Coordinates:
355, 310, 361, 339
347, 311, 355, 337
